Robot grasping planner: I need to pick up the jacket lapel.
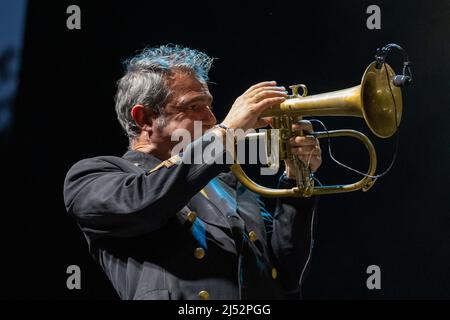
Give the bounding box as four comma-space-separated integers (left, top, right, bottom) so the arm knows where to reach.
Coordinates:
188, 191, 231, 229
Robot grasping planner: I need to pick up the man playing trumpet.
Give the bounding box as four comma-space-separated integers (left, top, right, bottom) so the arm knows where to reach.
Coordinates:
63, 44, 321, 300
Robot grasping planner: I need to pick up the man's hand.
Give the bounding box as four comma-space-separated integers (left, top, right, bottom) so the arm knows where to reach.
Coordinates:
221, 81, 287, 132
284, 120, 322, 178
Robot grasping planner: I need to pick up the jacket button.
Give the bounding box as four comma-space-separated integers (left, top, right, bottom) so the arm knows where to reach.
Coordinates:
186, 211, 197, 223
194, 247, 205, 259
272, 267, 278, 279
248, 231, 257, 242
198, 290, 210, 300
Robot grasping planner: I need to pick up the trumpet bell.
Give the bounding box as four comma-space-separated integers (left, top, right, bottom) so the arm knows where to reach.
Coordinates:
361, 62, 402, 138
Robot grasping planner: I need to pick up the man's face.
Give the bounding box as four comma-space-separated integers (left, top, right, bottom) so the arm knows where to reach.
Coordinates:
154, 71, 216, 146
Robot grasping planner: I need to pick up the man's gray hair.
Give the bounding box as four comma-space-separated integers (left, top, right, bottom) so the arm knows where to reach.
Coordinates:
114, 44, 214, 139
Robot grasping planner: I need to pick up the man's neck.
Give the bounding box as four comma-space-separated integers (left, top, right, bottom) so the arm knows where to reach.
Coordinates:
131, 139, 171, 161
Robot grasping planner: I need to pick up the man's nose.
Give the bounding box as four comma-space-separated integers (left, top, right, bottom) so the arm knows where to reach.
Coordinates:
199, 106, 217, 126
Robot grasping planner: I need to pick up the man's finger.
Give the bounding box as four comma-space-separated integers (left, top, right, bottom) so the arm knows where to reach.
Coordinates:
290, 136, 319, 146
305, 156, 322, 173
260, 117, 273, 127
244, 81, 277, 94
254, 96, 286, 111
298, 154, 322, 169
249, 86, 286, 98
291, 146, 321, 156
292, 120, 313, 134
254, 118, 272, 129
251, 90, 287, 103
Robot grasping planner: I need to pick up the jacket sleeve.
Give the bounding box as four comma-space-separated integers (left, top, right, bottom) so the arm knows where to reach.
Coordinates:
270, 174, 319, 298
63, 131, 230, 239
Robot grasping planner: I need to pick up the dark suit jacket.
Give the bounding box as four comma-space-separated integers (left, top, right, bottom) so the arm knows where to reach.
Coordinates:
63, 131, 318, 300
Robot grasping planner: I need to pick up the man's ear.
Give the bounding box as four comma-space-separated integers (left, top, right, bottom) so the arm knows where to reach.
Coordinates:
131, 104, 153, 131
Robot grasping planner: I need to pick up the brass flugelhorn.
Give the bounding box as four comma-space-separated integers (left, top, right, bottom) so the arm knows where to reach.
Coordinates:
230, 61, 403, 197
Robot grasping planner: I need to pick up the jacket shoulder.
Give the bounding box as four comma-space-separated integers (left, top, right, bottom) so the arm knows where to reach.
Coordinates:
63, 155, 142, 212
67, 155, 139, 175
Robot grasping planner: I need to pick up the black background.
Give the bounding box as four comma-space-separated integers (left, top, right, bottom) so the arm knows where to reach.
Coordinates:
2, 0, 449, 299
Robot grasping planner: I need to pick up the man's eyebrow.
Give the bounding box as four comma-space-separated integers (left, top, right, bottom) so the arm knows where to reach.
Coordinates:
178, 94, 213, 105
